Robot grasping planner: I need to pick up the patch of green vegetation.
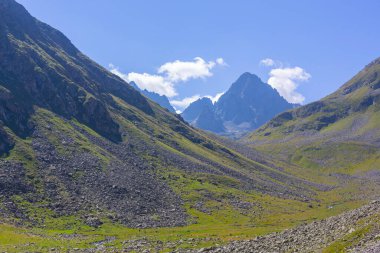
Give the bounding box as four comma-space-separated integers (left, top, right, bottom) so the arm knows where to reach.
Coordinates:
323, 225, 372, 253
319, 113, 356, 134
0, 223, 105, 253
291, 142, 378, 172
5, 132, 35, 170
32, 108, 112, 168
357, 108, 380, 136
3, 127, 47, 193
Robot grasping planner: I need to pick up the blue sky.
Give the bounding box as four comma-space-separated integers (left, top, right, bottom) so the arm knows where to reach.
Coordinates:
17, 0, 380, 111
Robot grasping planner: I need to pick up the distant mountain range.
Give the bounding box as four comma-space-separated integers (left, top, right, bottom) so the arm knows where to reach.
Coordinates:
182, 72, 298, 136
129, 81, 176, 113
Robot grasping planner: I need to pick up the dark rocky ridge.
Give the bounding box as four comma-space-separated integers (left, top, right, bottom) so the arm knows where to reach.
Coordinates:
0, 0, 152, 148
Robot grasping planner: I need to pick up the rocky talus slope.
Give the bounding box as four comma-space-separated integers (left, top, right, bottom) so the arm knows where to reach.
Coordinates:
204, 200, 380, 253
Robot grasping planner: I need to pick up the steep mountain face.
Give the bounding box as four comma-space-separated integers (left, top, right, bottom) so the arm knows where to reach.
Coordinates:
182, 97, 213, 123
182, 97, 225, 133
194, 103, 225, 133
0, 0, 153, 147
130, 81, 176, 113
181, 73, 296, 136
0, 0, 321, 232
248, 57, 380, 177
215, 73, 296, 130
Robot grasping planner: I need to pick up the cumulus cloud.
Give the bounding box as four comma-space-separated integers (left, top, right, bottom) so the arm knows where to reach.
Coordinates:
267, 67, 311, 104
126, 72, 177, 97
170, 95, 201, 111
109, 57, 225, 98
260, 58, 275, 67
158, 57, 225, 82
110, 65, 177, 97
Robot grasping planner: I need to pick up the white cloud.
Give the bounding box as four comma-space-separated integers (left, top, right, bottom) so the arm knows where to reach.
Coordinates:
109, 57, 225, 98
110, 65, 177, 97
205, 92, 224, 104
267, 66, 311, 104
216, 58, 227, 66
259, 59, 311, 103
170, 95, 201, 111
260, 58, 275, 67
126, 72, 177, 97
158, 57, 225, 82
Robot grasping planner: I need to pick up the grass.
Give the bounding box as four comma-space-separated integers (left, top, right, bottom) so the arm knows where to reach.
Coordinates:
323, 225, 372, 253
31, 108, 112, 168
322, 212, 380, 253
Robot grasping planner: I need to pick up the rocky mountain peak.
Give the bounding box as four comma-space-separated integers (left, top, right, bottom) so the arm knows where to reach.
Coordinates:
180, 72, 296, 137
181, 97, 213, 123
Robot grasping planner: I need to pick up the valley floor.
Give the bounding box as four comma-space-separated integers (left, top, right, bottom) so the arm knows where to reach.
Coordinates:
0, 194, 377, 252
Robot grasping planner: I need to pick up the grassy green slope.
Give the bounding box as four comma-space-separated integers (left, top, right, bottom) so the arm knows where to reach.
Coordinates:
248, 57, 380, 170
244, 58, 380, 234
